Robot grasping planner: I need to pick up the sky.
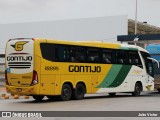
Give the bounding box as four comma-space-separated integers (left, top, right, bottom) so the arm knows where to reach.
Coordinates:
0, 0, 160, 27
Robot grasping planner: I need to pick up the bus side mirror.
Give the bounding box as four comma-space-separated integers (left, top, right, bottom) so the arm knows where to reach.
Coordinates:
147, 57, 159, 69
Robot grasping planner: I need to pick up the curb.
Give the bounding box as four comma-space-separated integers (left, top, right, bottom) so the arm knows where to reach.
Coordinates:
1, 90, 30, 100
1, 93, 30, 100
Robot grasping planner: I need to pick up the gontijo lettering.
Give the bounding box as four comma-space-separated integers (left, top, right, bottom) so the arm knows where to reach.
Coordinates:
69, 65, 101, 73
7, 56, 32, 61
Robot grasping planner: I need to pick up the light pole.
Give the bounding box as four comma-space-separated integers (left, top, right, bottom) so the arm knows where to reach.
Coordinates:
135, 0, 138, 35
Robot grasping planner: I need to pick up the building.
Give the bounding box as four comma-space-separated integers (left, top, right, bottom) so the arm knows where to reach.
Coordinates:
0, 15, 128, 51
128, 19, 160, 35
0, 15, 127, 81
0, 14, 127, 65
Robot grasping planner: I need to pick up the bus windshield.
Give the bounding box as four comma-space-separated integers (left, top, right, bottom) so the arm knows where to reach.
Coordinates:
141, 52, 154, 77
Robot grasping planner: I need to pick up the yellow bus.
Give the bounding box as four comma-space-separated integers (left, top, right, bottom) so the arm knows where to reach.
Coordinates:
5, 38, 155, 101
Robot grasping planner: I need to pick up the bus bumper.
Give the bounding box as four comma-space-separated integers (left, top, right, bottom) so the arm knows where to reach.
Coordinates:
6, 85, 39, 95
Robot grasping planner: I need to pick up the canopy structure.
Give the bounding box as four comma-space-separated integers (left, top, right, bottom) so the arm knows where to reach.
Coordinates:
128, 19, 160, 35
124, 19, 160, 47
117, 34, 160, 48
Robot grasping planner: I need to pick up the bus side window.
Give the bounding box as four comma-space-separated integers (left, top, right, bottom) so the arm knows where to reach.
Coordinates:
40, 43, 58, 62
58, 45, 70, 62
128, 51, 143, 68
70, 46, 85, 62
115, 50, 127, 64
102, 49, 112, 64
87, 48, 100, 63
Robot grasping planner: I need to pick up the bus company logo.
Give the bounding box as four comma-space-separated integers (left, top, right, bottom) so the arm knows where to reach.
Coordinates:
11, 41, 28, 51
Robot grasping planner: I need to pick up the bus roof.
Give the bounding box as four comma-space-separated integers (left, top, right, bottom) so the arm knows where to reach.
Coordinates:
15, 38, 148, 53
120, 44, 149, 53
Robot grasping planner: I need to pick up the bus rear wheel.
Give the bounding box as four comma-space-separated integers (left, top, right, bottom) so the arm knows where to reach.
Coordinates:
60, 84, 72, 101
132, 82, 142, 96
73, 83, 86, 100
32, 95, 44, 101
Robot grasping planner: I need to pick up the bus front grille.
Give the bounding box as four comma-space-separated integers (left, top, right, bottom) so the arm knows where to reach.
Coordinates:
8, 62, 31, 69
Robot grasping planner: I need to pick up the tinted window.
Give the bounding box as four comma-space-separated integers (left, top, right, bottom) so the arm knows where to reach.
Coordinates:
115, 50, 127, 64
141, 52, 153, 76
70, 46, 85, 62
40, 43, 58, 61
128, 51, 142, 68
58, 45, 70, 62
40, 43, 145, 67
87, 48, 100, 63
102, 49, 113, 64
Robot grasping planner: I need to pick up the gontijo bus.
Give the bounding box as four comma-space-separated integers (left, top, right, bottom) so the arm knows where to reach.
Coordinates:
5, 38, 156, 101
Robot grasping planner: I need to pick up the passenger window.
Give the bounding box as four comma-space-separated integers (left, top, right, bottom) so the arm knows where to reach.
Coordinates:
102, 49, 112, 64
70, 46, 85, 62
87, 48, 100, 63
116, 50, 126, 64
58, 45, 70, 62
128, 51, 142, 68
40, 43, 58, 62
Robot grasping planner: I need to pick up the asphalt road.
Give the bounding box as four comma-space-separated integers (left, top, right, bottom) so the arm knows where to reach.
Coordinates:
0, 91, 160, 120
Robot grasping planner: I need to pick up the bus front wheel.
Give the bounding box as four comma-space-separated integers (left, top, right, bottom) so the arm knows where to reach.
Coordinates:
32, 95, 44, 101
60, 84, 72, 101
132, 82, 142, 96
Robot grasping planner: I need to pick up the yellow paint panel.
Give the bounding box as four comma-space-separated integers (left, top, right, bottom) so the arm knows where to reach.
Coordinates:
54, 75, 61, 95
7, 72, 33, 86
40, 75, 55, 95
6, 84, 40, 95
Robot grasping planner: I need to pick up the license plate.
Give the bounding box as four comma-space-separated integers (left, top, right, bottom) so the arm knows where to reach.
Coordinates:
16, 88, 22, 92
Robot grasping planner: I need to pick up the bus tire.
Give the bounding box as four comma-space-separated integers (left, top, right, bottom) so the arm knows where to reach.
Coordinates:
73, 83, 85, 100
109, 93, 116, 96
132, 82, 142, 96
60, 84, 72, 101
32, 95, 44, 101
